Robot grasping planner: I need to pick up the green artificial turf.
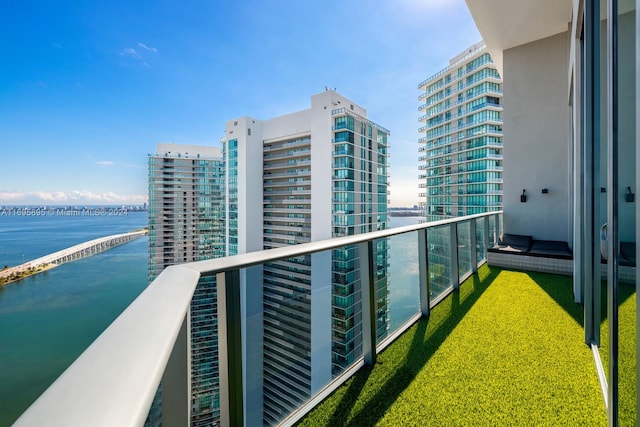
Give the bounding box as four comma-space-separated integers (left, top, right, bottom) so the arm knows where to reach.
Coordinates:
599, 281, 637, 426
298, 265, 607, 426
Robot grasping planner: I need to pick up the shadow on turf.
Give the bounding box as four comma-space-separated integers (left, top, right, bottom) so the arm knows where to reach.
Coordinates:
524, 270, 635, 328
302, 265, 501, 426
598, 280, 635, 324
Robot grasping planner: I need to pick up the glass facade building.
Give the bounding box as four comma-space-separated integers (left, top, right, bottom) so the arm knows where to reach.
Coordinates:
148, 144, 225, 426
225, 138, 238, 257
419, 41, 503, 221
223, 91, 389, 425
331, 109, 389, 374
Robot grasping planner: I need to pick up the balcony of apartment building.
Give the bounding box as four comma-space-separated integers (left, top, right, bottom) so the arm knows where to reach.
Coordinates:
263, 170, 311, 180
263, 148, 310, 161
14, 209, 635, 426
263, 158, 312, 170
13, 1, 639, 425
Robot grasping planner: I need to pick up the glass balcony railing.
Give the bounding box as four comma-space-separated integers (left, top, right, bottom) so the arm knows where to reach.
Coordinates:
15, 212, 503, 427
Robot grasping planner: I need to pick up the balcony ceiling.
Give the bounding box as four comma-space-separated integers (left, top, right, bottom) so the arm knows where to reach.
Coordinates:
465, 0, 572, 74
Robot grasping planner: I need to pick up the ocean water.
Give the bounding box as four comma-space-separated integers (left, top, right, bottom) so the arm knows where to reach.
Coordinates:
0, 213, 421, 425
0, 212, 149, 426
0, 211, 147, 267
386, 216, 422, 332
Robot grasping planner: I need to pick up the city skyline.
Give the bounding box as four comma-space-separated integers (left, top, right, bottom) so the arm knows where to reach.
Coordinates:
0, 0, 480, 207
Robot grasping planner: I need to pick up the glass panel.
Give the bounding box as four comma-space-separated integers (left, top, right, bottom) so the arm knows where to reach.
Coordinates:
476, 217, 486, 264
373, 238, 390, 344
594, 0, 610, 362
190, 275, 219, 425
597, 0, 609, 383
457, 221, 473, 279
615, 2, 636, 422
248, 245, 370, 426
331, 245, 364, 377
386, 231, 420, 335
252, 228, 425, 423
488, 214, 497, 247
427, 225, 452, 302
242, 266, 265, 427
259, 253, 314, 426
599, 5, 637, 418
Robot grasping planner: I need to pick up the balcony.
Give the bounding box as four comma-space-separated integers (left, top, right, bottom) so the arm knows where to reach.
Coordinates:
14, 211, 633, 426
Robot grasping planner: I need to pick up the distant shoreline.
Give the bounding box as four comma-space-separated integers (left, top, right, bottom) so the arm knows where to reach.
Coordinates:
389, 212, 423, 217
388, 207, 423, 218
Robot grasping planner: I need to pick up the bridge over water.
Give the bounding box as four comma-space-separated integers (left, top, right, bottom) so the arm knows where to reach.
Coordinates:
0, 230, 147, 284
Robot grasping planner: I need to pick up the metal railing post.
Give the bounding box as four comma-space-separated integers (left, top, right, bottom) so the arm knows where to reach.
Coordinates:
418, 229, 430, 316
470, 219, 478, 272
359, 241, 377, 366
217, 270, 244, 427
450, 223, 459, 289
483, 216, 490, 260
162, 311, 191, 426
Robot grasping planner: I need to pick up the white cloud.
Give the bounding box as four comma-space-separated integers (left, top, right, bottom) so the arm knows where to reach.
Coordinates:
120, 46, 153, 67
95, 160, 115, 166
32, 191, 69, 202
0, 191, 24, 201
120, 47, 142, 60
138, 42, 158, 53
0, 190, 147, 205
120, 43, 156, 67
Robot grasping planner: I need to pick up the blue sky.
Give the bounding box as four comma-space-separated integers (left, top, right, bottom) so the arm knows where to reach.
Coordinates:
0, 0, 479, 207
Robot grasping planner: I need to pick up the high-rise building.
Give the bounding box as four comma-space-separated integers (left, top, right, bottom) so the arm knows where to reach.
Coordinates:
148, 143, 226, 278
418, 41, 503, 222
146, 92, 389, 426
148, 143, 225, 426
223, 89, 389, 425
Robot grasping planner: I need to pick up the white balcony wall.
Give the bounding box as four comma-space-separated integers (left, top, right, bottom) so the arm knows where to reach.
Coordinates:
502, 31, 572, 242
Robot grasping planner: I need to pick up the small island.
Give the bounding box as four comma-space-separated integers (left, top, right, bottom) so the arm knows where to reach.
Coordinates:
0, 264, 57, 286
